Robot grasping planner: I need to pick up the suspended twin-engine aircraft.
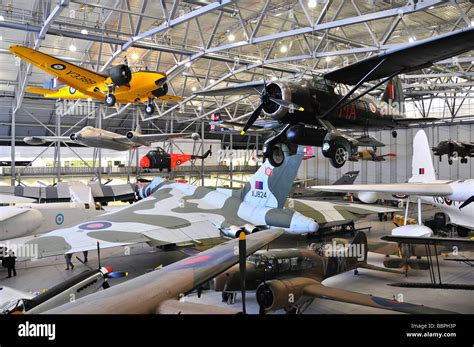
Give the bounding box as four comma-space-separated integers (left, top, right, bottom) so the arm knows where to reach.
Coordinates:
24, 125, 198, 151
196, 27, 474, 168
9, 45, 183, 115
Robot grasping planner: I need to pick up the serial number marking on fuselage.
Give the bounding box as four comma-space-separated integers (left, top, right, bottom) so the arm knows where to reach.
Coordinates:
65, 70, 97, 85
251, 190, 267, 198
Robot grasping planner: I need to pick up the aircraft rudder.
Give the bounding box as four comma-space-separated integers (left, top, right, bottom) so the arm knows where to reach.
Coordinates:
409, 130, 436, 183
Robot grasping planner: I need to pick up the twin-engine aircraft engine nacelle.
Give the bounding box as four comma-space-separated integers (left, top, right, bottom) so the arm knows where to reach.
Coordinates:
152, 82, 168, 98
262, 82, 315, 122
105, 64, 132, 86
244, 224, 259, 234
256, 277, 316, 313
357, 191, 378, 204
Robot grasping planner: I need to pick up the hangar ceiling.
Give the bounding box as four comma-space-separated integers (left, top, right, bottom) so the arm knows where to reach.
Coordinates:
0, 0, 473, 140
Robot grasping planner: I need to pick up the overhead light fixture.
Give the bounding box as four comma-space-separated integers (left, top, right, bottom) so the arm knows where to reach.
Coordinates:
471, 20, 474, 27
308, 0, 317, 8
0, 36, 3, 41
209, 79, 216, 84
0, 15, 4, 21
185, 62, 192, 68
271, 76, 277, 81
131, 53, 139, 60
428, 6, 435, 10
280, 45, 288, 53
69, 44, 77, 52
228, 33, 235, 41
409, 36, 416, 42
325, 56, 332, 62
81, 29, 88, 35
191, 86, 197, 92
198, 105, 202, 111
256, 59, 262, 64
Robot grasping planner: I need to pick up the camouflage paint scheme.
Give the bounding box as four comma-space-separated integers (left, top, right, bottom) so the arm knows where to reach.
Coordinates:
45, 229, 284, 314
7, 145, 317, 259
287, 199, 400, 229
213, 232, 456, 314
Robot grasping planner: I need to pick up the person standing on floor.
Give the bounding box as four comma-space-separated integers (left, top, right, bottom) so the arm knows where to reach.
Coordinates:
65, 253, 74, 270
4, 250, 17, 278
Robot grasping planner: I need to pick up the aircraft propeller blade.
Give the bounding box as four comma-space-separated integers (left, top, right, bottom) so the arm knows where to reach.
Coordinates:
459, 196, 474, 210
241, 103, 263, 135
238, 232, 247, 314
269, 97, 304, 112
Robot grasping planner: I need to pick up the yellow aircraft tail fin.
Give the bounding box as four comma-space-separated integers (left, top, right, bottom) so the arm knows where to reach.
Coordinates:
26, 85, 87, 99
26, 87, 59, 97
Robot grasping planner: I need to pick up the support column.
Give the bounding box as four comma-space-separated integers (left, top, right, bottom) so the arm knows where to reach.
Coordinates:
10, 108, 16, 186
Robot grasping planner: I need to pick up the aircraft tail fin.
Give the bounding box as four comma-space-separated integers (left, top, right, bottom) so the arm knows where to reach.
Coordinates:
351, 231, 368, 263
333, 171, 359, 185
381, 76, 404, 113
239, 145, 304, 208
409, 130, 437, 183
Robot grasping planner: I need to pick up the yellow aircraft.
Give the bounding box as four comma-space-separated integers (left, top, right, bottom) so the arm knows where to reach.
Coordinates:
9, 45, 183, 115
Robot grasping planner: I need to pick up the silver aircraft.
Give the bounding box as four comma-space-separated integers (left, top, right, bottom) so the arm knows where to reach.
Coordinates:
23, 125, 199, 151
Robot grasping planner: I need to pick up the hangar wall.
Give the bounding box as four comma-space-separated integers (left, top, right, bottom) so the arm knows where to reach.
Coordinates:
299, 123, 474, 185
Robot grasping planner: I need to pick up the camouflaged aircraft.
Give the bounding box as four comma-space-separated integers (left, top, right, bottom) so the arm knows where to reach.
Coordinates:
212, 232, 455, 314
5, 145, 317, 259
45, 229, 283, 314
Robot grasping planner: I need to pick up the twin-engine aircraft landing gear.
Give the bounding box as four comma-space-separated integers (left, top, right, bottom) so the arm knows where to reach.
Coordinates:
104, 93, 156, 116
145, 101, 155, 115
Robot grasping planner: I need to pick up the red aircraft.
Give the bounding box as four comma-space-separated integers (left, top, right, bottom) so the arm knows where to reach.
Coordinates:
140, 147, 211, 171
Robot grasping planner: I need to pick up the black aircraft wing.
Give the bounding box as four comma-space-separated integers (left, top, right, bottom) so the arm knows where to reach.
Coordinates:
194, 80, 265, 96
325, 27, 474, 85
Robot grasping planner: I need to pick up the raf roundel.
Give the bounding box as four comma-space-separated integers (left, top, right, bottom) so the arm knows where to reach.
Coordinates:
55, 213, 65, 225
51, 63, 66, 70
78, 221, 113, 230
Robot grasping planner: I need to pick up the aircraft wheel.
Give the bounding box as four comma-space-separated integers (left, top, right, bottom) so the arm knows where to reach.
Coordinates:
105, 94, 116, 107
461, 158, 467, 164
329, 144, 348, 168
448, 158, 453, 165
145, 103, 155, 115
391, 130, 397, 138
457, 227, 469, 237
267, 145, 285, 167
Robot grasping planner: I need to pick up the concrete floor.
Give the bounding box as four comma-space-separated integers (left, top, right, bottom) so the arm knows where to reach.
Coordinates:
1, 206, 473, 314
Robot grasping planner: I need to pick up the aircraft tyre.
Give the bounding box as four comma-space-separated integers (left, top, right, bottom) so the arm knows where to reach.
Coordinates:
457, 226, 469, 237
329, 143, 348, 168
267, 145, 285, 167
145, 103, 155, 115
105, 94, 116, 107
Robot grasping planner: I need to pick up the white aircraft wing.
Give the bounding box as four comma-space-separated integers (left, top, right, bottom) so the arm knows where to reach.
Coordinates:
310, 183, 454, 196
125, 132, 197, 146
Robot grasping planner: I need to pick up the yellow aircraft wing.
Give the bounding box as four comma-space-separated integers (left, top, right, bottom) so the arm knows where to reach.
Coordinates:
156, 95, 184, 102
9, 45, 107, 94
